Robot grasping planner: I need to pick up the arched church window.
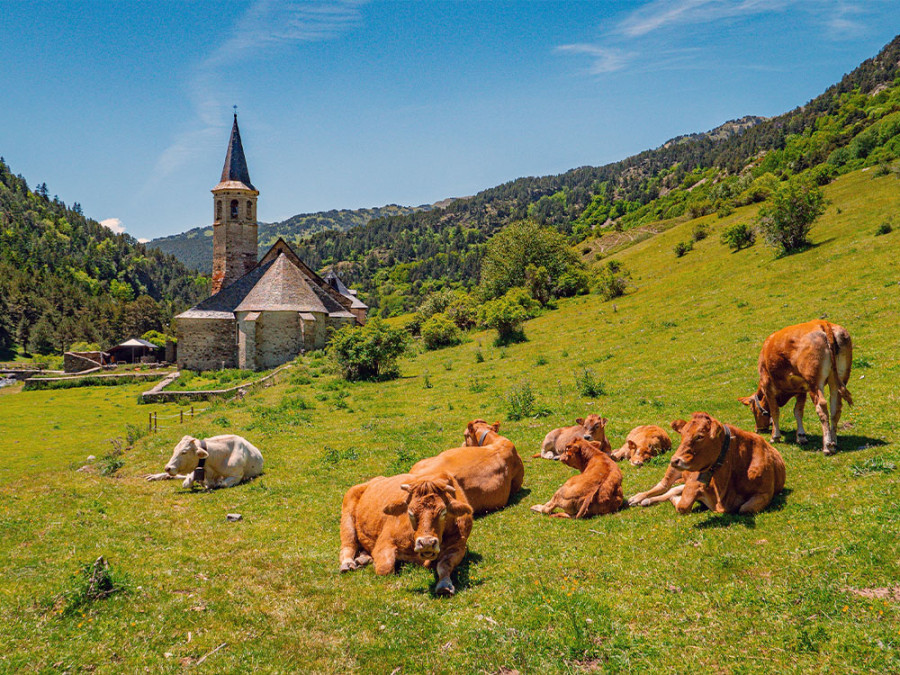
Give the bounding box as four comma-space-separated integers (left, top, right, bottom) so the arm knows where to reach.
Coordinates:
247, 201, 253, 219
230, 200, 239, 219
216, 200, 222, 221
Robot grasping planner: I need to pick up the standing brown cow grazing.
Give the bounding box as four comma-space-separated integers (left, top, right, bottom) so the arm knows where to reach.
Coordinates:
740, 320, 852, 454
530, 438, 623, 518
409, 419, 525, 514
630, 413, 785, 515
339, 472, 473, 595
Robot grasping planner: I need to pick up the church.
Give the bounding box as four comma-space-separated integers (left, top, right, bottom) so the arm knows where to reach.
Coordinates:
175, 115, 367, 372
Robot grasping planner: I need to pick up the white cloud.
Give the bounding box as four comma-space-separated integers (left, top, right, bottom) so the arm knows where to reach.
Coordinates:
138, 238, 150, 243
618, 0, 792, 38
100, 218, 126, 234
555, 44, 634, 74
144, 0, 366, 194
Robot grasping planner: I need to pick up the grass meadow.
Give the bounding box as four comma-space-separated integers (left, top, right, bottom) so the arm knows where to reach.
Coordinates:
1, 169, 899, 673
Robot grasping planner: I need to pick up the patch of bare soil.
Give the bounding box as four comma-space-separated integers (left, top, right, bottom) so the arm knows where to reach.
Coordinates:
842, 585, 900, 601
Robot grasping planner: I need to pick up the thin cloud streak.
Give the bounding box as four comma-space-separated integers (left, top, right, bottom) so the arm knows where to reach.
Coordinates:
555, 44, 635, 73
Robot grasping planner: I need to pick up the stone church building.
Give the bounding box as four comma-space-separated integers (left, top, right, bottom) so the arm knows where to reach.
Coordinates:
175, 115, 367, 371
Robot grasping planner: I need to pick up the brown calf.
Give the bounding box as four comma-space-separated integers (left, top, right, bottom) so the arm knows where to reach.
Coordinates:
537, 414, 609, 460
410, 420, 525, 514
629, 413, 785, 515
740, 320, 852, 454
339, 472, 473, 595
610, 425, 672, 465
530, 438, 623, 518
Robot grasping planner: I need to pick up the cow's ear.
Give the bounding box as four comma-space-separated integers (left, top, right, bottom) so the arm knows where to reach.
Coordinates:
491, 421, 501, 432
599, 417, 608, 427
575, 417, 585, 426
466, 422, 476, 436
627, 439, 637, 451
191, 440, 209, 459
738, 396, 753, 406
447, 499, 473, 517
671, 419, 687, 434
383, 498, 408, 516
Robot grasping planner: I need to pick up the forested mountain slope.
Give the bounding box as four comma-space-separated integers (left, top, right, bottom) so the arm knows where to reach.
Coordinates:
150, 203, 431, 272
0, 159, 206, 356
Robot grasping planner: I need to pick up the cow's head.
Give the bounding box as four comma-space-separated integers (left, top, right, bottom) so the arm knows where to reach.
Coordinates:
626, 439, 652, 466
669, 413, 725, 472
560, 438, 604, 472
384, 474, 472, 561
738, 391, 771, 433
165, 436, 208, 476
577, 414, 608, 442
464, 419, 501, 447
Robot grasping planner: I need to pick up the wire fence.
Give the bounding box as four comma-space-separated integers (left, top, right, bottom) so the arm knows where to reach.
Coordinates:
147, 406, 210, 432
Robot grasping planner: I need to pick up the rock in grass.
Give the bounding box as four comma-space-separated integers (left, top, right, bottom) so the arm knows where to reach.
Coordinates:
226, 513, 242, 522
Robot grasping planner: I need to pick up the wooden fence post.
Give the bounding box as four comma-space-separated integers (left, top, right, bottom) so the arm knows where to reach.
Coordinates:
148, 412, 152, 432
180, 409, 184, 424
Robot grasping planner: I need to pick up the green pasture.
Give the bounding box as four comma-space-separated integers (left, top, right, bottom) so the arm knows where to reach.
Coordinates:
1, 169, 899, 673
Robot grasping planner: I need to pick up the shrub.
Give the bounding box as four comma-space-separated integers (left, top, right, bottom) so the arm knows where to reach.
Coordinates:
535, 354, 548, 366
57, 557, 127, 616
98, 446, 125, 477
141, 330, 172, 348
329, 317, 409, 381
474, 349, 484, 363
755, 177, 826, 254
479, 295, 528, 346
594, 260, 631, 301
504, 381, 539, 421
875, 219, 893, 236
721, 222, 757, 251
691, 223, 709, 242
504, 287, 541, 319
574, 367, 605, 398
479, 220, 584, 300
525, 264, 552, 305
444, 292, 478, 330
69, 341, 102, 352
673, 241, 693, 257
554, 267, 591, 298
421, 313, 462, 350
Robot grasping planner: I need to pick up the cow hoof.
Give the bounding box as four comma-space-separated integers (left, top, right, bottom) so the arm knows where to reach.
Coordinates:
824, 444, 837, 456
434, 579, 455, 596
796, 434, 808, 445
339, 560, 357, 573
640, 499, 653, 508
529, 504, 544, 514
771, 435, 783, 443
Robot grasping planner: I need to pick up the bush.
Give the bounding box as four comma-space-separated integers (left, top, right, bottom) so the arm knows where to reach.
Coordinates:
691, 223, 709, 242
57, 557, 128, 616
756, 177, 826, 254
478, 295, 528, 346
421, 313, 462, 351
720, 222, 757, 251
594, 260, 631, 301
141, 330, 172, 348
329, 317, 409, 381
504, 287, 541, 319
479, 220, 584, 300
673, 241, 693, 257
875, 219, 893, 236
574, 367, 605, 397
69, 341, 102, 352
504, 380, 548, 421
554, 267, 591, 298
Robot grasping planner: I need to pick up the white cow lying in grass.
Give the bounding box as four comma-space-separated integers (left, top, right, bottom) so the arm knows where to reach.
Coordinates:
145, 435, 263, 489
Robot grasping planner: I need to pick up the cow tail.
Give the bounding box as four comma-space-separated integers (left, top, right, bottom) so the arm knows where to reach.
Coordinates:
576, 485, 602, 519
824, 323, 853, 406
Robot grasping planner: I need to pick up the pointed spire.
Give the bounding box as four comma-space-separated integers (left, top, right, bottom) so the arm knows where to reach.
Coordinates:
219, 113, 255, 190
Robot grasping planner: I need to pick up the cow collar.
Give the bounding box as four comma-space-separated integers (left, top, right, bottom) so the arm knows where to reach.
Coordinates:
698, 425, 731, 486
193, 439, 208, 482
476, 428, 491, 447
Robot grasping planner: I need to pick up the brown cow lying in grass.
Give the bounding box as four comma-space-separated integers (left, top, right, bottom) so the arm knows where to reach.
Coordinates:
537, 414, 609, 460
339, 472, 473, 595
409, 419, 524, 514
740, 320, 852, 454
531, 438, 623, 518
628, 413, 785, 515
610, 425, 672, 465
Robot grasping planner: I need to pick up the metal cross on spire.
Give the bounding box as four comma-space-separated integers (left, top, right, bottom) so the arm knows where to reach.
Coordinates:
233, 104, 238, 118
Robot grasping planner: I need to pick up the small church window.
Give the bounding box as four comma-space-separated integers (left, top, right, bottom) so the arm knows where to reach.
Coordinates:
230, 200, 239, 219
216, 200, 222, 221
246, 200, 253, 219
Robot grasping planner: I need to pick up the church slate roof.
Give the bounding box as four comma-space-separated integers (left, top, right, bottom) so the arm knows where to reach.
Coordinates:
214, 114, 255, 191
324, 270, 368, 309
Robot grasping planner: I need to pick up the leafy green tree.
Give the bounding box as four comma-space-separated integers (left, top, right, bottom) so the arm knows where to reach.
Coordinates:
478, 295, 528, 346
479, 221, 582, 300
421, 314, 462, 350
720, 223, 757, 251
594, 260, 631, 301
329, 317, 409, 381
553, 267, 591, 298
756, 177, 826, 254
29, 316, 58, 355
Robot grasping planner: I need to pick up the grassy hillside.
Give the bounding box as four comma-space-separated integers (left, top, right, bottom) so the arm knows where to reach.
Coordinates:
1, 168, 898, 673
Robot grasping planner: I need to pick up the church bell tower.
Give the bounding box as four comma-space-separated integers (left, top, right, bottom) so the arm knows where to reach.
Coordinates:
211, 113, 259, 295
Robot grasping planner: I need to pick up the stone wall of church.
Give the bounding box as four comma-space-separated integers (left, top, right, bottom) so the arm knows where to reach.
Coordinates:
176, 318, 237, 371
256, 311, 305, 370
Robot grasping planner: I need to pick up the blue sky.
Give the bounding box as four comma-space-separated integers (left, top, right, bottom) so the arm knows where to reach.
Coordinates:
0, 1, 897, 241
